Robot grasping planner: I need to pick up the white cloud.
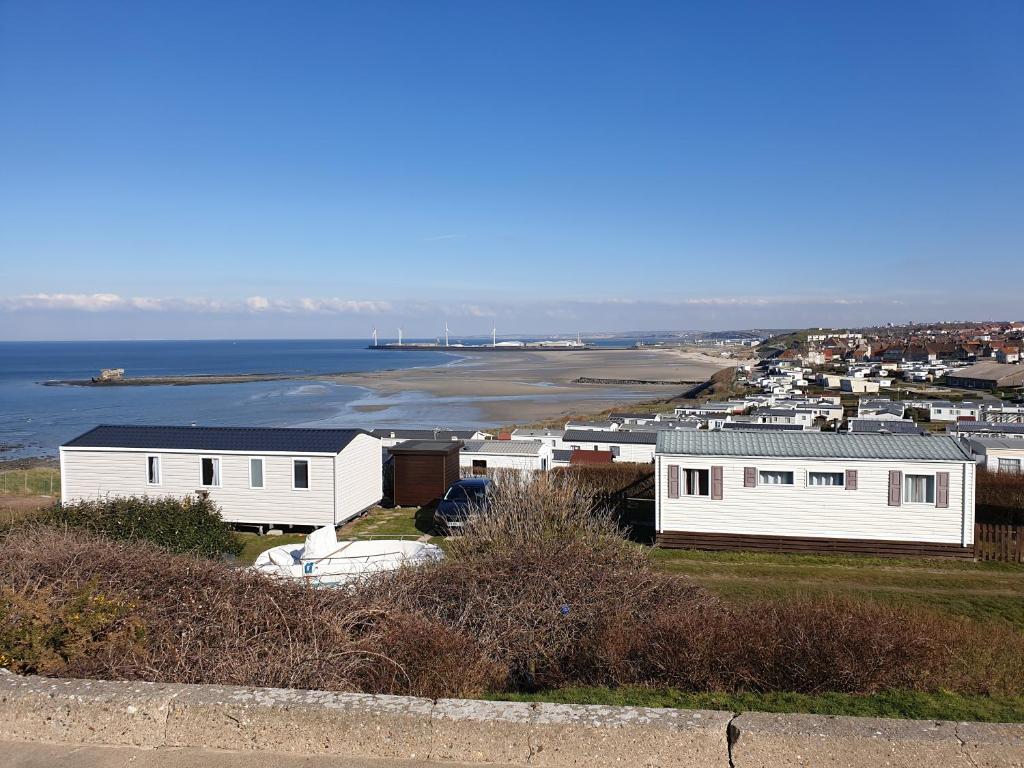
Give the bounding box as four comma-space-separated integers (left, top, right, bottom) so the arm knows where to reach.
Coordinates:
246, 296, 271, 311
1, 293, 128, 311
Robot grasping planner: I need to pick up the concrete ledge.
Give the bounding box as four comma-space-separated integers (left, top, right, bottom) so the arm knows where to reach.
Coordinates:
729, 711, 1024, 767
2, 673, 1023, 767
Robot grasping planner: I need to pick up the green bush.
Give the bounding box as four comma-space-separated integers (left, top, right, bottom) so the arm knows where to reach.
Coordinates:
44, 495, 242, 557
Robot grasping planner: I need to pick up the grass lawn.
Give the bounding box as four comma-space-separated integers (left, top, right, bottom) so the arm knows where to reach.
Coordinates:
648, 547, 1024, 628
491, 687, 1024, 723
0, 467, 60, 496
233, 505, 439, 565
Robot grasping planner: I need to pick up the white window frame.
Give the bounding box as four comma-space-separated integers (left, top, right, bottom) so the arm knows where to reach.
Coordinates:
249, 457, 265, 489
903, 473, 936, 505
758, 469, 795, 487
682, 467, 711, 497
200, 456, 221, 488
292, 458, 310, 491
997, 458, 1021, 474
807, 471, 845, 488
146, 455, 161, 486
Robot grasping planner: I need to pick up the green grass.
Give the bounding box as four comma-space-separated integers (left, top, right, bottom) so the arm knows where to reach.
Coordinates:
649, 547, 1024, 628
490, 687, 1024, 723
234, 532, 308, 565
0, 467, 60, 496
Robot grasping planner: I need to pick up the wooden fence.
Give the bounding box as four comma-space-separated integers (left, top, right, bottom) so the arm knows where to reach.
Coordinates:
974, 523, 1024, 563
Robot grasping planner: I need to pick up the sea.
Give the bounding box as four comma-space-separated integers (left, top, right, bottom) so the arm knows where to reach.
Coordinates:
0, 339, 472, 459
0, 338, 644, 460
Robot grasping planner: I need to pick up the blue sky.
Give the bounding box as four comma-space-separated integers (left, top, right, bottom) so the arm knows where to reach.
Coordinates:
1, 1, 1021, 340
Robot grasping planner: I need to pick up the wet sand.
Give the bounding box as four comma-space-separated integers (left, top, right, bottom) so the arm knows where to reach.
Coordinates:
329, 348, 732, 425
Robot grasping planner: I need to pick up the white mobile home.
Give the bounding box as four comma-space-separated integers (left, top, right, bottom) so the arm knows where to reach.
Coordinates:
60, 425, 383, 528
460, 439, 551, 474
655, 431, 975, 557
509, 428, 565, 448
964, 438, 1024, 474
561, 429, 657, 463
369, 428, 491, 449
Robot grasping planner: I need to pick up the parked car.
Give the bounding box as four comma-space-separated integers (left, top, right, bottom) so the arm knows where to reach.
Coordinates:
434, 477, 491, 531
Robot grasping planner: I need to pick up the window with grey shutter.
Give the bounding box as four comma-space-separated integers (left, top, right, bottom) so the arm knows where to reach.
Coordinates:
711, 465, 723, 500
743, 466, 757, 487
667, 465, 680, 499
888, 470, 902, 506
845, 469, 857, 490
935, 471, 950, 508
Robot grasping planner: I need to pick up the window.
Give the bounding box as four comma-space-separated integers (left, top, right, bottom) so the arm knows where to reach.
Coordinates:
472, 459, 487, 475
683, 468, 710, 496
809, 472, 845, 487
147, 456, 161, 485
609, 446, 620, 457
904, 474, 935, 504
570, 445, 580, 450
759, 470, 794, 486
998, 458, 1022, 474
293, 459, 309, 489
249, 458, 264, 489
200, 457, 220, 487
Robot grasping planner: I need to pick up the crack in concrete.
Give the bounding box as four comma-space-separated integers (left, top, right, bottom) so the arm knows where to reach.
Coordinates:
725, 713, 739, 768
953, 722, 980, 768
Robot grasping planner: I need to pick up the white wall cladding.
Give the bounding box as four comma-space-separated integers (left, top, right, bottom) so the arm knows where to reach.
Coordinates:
657, 455, 974, 546
335, 433, 384, 523
61, 449, 338, 527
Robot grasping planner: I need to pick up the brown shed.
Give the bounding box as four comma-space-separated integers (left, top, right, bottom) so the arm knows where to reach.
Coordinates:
389, 440, 463, 507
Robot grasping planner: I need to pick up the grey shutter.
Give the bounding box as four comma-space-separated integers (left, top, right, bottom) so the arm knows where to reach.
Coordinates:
744, 466, 757, 488
936, 472, 950, 508
668, 465, 680, 499
711, 466, 723, 500
845, 469, 858, 490
888, 470, 902, 506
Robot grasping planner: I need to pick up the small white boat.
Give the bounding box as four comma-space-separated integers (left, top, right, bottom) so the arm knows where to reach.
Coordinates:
251, 525, 444, 586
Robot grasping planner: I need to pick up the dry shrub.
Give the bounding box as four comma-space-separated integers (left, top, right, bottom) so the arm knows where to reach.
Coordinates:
0, 526, 485, 695
976, 469, 1024, 525
550, 464, 654, 496
3, 476, 1023, 700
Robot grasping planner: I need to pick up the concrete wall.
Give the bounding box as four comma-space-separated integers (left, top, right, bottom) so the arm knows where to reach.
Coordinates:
2, 673, 1022, 767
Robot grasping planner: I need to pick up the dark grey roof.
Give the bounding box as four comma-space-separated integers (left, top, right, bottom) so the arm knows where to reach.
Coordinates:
722, 422, 805, 432
848, 419, 925, 435
388, 439, 463, 454
656, 430, 971, 462
552, 449, 573, 461
562, 429, 657, 445
63, 425, 369, 453
946, 421, 1024, 435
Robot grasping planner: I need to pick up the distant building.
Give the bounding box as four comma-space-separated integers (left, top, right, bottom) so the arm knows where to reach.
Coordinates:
946, 362, 1024, 390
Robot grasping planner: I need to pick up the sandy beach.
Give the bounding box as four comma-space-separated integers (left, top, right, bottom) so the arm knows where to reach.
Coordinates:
329, 347, 733, 426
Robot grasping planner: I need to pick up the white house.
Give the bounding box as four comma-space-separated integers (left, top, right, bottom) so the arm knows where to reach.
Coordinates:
946, 422, 1024, 440
509, 428, 565, 448
928, 401, 983, 423
460, 439, 551, 474
369, 428, 491, 449
964, 438, 1024, 474
561, 429, 657, 463
655, 431, 975, 557
60, 425, 383, 528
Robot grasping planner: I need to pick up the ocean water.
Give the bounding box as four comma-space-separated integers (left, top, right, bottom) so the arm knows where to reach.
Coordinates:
0, 339, 467, 459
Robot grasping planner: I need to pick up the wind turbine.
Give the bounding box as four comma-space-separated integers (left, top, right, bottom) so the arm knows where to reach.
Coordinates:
444, 322, 450, 348
492, 326, 497, 347
397, 327, 403, 346
372, 328, 378, 347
